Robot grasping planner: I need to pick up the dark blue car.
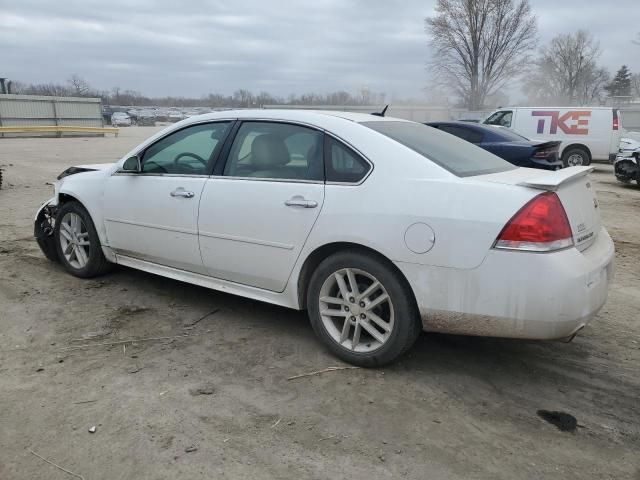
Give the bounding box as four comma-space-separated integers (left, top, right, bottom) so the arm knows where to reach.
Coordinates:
426, 121, 562, 170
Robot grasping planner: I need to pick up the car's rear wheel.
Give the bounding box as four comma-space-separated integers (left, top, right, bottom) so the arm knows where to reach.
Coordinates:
562, 147, 591, 167
307, 251, 421, 367
54, 201, 110, 278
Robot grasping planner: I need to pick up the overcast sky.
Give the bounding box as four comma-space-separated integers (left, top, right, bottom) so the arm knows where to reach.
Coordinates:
1, 0, 639, 101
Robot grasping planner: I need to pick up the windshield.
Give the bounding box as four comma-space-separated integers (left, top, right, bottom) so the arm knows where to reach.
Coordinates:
362, 121, 516, 177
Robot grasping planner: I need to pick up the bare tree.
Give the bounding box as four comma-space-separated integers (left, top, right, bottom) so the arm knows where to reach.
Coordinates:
425, 0, 537, 110
524, 31, 607, 105
67, 74, 91, 96
233, 89, 254, 107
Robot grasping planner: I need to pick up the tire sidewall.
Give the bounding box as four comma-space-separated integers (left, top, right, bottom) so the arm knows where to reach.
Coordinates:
562, 148, 591, 167
54, 202, 104, 278
307, 251, 419, 367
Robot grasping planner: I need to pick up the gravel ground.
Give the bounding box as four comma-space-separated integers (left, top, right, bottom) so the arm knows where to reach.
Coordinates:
1, 127, 639, 479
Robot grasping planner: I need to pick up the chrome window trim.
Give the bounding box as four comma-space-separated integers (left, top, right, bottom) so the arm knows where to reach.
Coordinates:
110, 117, 374, 186
209, 175, 324, 185
113, 172, 210, 178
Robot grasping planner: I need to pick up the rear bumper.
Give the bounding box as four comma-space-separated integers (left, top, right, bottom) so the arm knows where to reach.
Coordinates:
396, 227, 615, 340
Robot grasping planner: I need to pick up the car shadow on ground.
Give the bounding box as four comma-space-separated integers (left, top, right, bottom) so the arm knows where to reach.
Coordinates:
104, 264, 601, 379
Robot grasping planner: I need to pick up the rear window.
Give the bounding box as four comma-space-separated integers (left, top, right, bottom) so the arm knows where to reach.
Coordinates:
489, 126, 530, 142
362, 121, 515, 177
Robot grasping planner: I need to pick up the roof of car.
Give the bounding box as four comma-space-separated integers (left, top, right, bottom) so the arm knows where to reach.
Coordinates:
180, 109, 409, 126
427, 120, 494, 130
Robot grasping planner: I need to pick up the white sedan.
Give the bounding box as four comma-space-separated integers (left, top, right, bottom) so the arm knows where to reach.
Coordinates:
111, 112, 132, 127
34, 110, 614, 366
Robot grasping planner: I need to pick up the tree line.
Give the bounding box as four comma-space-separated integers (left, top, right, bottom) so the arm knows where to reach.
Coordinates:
10, 78, 388, 108
426, 0, 640, 108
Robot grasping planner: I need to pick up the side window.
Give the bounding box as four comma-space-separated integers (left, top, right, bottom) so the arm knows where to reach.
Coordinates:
325, 136, 371, 183
439, 126, 483, 144
223, 122, 323, 181
499, 111, 513, 128
485, 111, 512, 128
141, 122, 231, 175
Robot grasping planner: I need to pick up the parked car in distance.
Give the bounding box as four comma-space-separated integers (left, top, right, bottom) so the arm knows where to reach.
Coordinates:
34, 110, 614, 366
614, 137, 640, 185
137, 110, 156, 126
111, 112, 132, 127
483, 107, 624, 167
426, 121, 562, 170
168, 111, 186, 123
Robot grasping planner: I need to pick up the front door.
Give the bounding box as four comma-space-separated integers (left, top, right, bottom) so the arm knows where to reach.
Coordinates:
198, 121, 325, 292
103, 121, 233, 274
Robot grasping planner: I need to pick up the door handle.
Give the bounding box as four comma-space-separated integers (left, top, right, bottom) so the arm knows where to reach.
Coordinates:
285, 197, 318, 208
170, 188, 195, 199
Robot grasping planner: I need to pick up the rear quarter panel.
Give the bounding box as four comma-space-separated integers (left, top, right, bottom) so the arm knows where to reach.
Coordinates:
302, 154, 538, 271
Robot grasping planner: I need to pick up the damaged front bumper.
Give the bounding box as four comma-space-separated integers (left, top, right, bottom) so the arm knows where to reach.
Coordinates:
34, 197, 60, 261
614, 156, 639, 183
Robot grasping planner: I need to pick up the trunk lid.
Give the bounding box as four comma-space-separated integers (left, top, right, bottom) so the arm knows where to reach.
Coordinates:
478, 166, 601, 251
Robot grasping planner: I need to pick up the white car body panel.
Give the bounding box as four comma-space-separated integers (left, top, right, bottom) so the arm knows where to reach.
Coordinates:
103, 174, 208, 274
199, 178, 325, 291
38, 109, 614, 341
483, 107, 622, 161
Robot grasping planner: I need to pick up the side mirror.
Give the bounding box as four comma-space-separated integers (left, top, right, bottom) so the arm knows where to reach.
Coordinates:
121, 155, 141, 173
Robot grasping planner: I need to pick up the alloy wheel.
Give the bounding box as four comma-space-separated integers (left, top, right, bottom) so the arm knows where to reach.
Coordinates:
567, 153, 584, 166
58, 212, 91, 269
318, 268, 395, 353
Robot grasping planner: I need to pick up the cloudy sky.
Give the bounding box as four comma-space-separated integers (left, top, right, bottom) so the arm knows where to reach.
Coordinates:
1, 0, 639, 101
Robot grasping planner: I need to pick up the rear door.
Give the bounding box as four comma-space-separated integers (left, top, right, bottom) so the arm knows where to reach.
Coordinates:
198, 121, 325, 292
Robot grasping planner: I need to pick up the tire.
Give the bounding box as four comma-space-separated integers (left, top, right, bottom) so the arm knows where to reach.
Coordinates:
562, 147, 591, 167
54, 201, 110, 278
306, 250, 421, 367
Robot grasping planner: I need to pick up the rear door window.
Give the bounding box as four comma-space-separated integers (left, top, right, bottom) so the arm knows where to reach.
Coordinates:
362, 121, 515, 177
325, 136, 371, 183
222, 122, 324, 181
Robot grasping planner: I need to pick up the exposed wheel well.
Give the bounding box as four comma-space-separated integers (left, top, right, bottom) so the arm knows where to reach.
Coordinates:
58, 193, 81, 205
297, 242, 418, 311
561, 144, 591, 161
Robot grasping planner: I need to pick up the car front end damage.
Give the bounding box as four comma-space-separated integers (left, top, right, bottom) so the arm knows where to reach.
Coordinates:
614, 154, 639, 184
34, 164, 107, 262
34, 197, 59, 261
615, 137, 640, 184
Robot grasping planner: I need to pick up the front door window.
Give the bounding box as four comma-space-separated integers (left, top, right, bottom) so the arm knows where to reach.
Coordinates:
141, 122, 232, 175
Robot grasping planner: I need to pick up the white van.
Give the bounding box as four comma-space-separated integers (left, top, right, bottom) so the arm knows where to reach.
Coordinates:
482, 107, 623, 166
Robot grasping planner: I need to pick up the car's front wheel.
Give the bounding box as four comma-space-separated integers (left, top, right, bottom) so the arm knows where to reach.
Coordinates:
54, 201, 110, 278
307, 251, 421, 367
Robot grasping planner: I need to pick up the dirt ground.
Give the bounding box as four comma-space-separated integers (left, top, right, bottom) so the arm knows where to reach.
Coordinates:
0, 127, 638, 480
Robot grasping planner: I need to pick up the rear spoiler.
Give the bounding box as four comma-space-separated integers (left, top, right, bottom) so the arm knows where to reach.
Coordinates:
532, 140, 561, 149
518, 166, 593, 191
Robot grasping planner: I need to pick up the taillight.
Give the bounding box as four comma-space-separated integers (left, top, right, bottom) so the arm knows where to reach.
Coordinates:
613, 110, 619, 131
494, 192, 574, 252
533, 148, 556, 159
